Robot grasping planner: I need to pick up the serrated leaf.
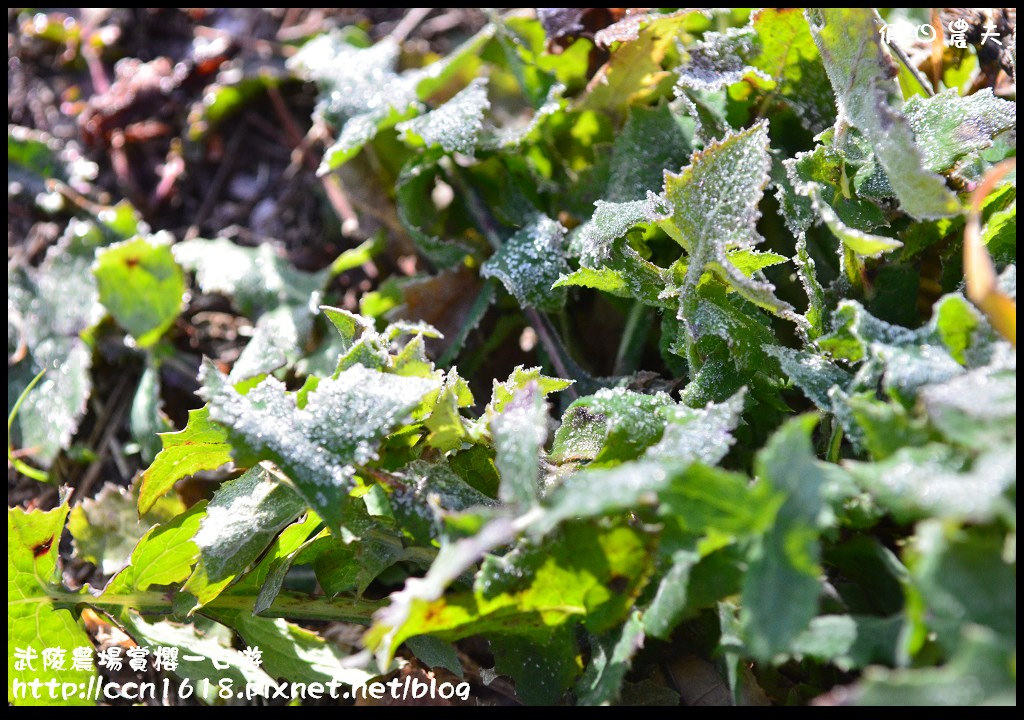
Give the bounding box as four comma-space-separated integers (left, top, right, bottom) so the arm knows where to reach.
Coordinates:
8, 502, 96, 706
481, 214, 569, 312
398, 77, 490, 154
9, 227, 103, 467
809, 186, 903, 258
368, 521, 653, 670
487, 365, 573, 415
764, 346, 850, 411
201, 361, 440, 534
92, 233, 184, 347
661, 121, 799, 323
904, 88, 1016, 174
806, 8, 959, 219
183, 465, 307, 608
102, 501, 207, 595
139, 406, 232, 515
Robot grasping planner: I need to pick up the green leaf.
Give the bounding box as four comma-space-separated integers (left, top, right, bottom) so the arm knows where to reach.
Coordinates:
139, 406, 232, 516
740, 416, 830, 659
481, 214, 569, 312
661, 121, 800, 324
398, 77, 490, 154
9, 226, 103, 467
201, 361, 440, 534
92, 233, 184, 347
8, 501, 96, 706
183, 465, 307, 608
845, 445, 1014, 524
789, 614, 902, 671
173, 237, 325, 316
904, 88, 1016, 174
808, 186, 903, 258
605, 104, 693, 203
68, 481, 184, 576
550, 387, 674, 465
118, 614, 276, 699
102, 501, 207, 595
368, 521, 653, 667
764, 346, 850, 411
491, 626, 579, 705
906, 523, 1015, 654
806, 8, 959, 219
492, 384, 546, 508
854, 626, 1015, 706
405, 635, 464, 678
129, 358, 169, 464
290, 36, 418, 172
747, 9, 835, 132
487, 365, 573, 415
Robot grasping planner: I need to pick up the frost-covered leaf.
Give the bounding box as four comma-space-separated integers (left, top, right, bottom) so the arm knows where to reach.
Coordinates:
291, 36, 418, 171
184, 465, 307, 607
819, 295, 993, 404
904, 88, 1016, 174
576, 193, 670, 266
174, 238, 325, 316
398, 78, 489, 154
491, 384, 546, 508
806, 8, 959, 219
764, 346, 850, 411
845, 445, 1014, 524
580, 13, 693, 120
200, 361, 440, 534
487, 365, 573, 416
808, 186, 903, 258
677, 28, 768, 92
661, 122, 799, 323
8, 226, 103, 467
605, 104, 692, 204
92, 233, 184, 347
481, 214, 569, 312
643, 389, 745, 465
550, 388, 674, 465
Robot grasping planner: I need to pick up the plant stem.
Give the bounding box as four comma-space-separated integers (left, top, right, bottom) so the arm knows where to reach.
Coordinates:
31, 588, 386, 625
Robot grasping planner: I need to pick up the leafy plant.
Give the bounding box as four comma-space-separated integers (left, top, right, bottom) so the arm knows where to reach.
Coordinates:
8, 7, 1016, 707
